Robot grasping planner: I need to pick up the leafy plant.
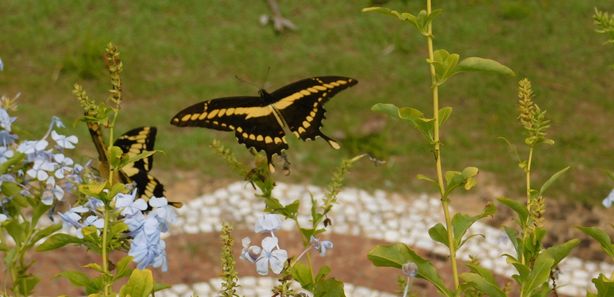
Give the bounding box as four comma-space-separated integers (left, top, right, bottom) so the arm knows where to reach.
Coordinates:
213, 140, 369, 297
36, 43, 175, 296
364, 1, 514, 296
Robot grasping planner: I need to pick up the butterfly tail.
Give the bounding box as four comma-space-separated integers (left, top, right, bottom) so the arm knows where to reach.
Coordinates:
318, 132, 341, 150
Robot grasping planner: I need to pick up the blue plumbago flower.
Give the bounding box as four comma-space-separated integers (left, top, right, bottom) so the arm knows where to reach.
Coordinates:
85, 197, 104, 212
0, 57, 3, 71
310, 236, 334, 256
129, 216, 169, 271
0, 213, 7, 222
254, 213, 283, 233
26, 159, 55, 181
0, 131, 17, 146
0, 146, 14, 164
52, 153, 74, 179
0, 174, 15, 187
41, 177, 64, 205
0, 108, 16, 132
50, 116, 65, 129
255, 236, 288, 275
149, 197, 177, 232
51, 130, 78, 150
83, 215, 104, 229
240, 237, 262, 263
59, 206, 89, 238
603, 189, 614, 208
115, 189, 147, 216
17, 140, 48, 155
402, 262, 418, 278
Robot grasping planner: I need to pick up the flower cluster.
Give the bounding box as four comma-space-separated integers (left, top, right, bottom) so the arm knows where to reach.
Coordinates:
240, 213, 334, 276
0, 106, 82, 221
59, 189, 177, 271
118, 190, 177, 272
241, 214, 288, 275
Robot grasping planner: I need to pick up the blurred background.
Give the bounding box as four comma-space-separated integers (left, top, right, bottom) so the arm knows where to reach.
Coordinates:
2, 1, 614, 296
1, 0, 613, 205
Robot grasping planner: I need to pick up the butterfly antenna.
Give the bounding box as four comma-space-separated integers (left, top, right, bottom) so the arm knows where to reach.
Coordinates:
233, 74, 260, 90
261, 66, 272, 90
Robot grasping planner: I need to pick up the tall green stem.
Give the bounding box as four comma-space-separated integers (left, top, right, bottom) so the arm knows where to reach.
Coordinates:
520, 147, 534, 266
101, 206, 111, 295
426, 0, 460, 290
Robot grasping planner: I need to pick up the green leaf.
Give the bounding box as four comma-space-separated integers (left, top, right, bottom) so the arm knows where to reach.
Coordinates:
368, 243, 452, 297
521, 253, 554, 296
461, 273, 505, 297
416, 174, 437, 185
114, 256, 134, 281
372, 103, 401, 119
290, 262, 314, 291
5, 220, 26, 244
497, 197, 528, 226
452, 203, 496, 249
578, 226, 614, 258
504, 227, 521, 259
543, 239, 580, 266
538, 166, 570, 196
15, 275, 40, 296
428, 223, 449, 246
79, 181, 106, 197
121, 150, 157, 169
362, 7, 418, 26
431, 49, 461, 84
456, 57, 515, 76
372, 103, 434, 141
593, 274, 614, 297
108, 145, 124, 168
59, 271, 92, 287
314, 278, 345, 297
0, 152, 24, 174
83, 263, 105, 273
29, 223, 62, 247
438, 107, 453, 126
37, 233, 83, 251
120, 269, 154, 297
466, 262, 498, 285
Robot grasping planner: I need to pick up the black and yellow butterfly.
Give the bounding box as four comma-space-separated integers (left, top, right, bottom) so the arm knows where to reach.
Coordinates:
88, 125, 182, 207
170, 76, 357, 171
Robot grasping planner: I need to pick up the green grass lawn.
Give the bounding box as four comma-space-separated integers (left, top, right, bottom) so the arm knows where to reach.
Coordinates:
0, 0, 613, 204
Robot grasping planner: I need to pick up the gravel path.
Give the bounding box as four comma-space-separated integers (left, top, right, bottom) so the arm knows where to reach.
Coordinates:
169, 181, 614, 297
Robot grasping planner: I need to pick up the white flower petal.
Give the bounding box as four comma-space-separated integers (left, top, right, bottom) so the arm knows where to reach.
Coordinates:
255, 256, 270, 276
269, 249, 288, 274
261, 236, 278, 252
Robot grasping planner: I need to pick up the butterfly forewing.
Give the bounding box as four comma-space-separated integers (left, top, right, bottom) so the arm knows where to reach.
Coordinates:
271, 76, 357, 144
170, 96, 289, 162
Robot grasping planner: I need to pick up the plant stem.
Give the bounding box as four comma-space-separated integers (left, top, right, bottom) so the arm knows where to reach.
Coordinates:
426, 0, 460, 290
520, 147, 534, 266
101, 206, 111, 295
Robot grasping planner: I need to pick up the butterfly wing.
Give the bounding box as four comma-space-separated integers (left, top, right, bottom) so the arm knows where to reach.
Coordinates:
170, 96, 289, 164
114, 127, 182, 207
270, 76, 357, 148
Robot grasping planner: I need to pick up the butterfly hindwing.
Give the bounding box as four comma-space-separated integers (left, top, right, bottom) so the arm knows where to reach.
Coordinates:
114, 126, 157, 172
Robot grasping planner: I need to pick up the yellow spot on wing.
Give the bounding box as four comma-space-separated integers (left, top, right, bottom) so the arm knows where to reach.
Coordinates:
233, 106, 274, 119
274, 137, 282, 144
303, 121, 311, 128
218, 109, 226, 117
273, 92, 304, 110
256, 135, 263, 141
265, 136, 273, 143
300, 90, 311, 96
181, 114, 191, 122
306, 115, 313, 122
328, 140, 341, 150
190, 113, 200, 120
298, 127, 306, 134
207, 109, 219, 119
226, 108, 235, 116
237, 127, 243, 133
249, 134, 256, 140
314, 85, 327, 91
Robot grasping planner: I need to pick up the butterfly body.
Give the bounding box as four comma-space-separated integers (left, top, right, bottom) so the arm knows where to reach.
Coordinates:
171, 76, 357, 169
